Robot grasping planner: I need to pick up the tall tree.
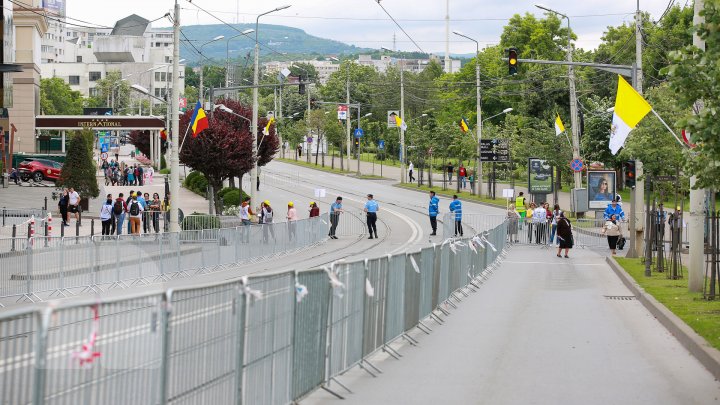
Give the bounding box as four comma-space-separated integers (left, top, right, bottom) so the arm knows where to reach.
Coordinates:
86, 71, 130, 113
40, 78, 84, 115
58, 130, 99, 199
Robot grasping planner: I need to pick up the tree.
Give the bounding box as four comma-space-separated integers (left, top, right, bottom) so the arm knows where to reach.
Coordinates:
179, 98, 278, 211
129, 130, 168, 159
40, 78, 84, 115
58, 130, 99, 199
665, 0, 720, 189
87, 71, 130, 113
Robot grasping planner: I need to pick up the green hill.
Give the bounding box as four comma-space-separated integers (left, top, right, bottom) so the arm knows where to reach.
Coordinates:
169, 23, 370, 64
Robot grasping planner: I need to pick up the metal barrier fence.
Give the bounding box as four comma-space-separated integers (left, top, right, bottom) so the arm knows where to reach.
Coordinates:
0, 214, 340, 306
0, 221, 509, 405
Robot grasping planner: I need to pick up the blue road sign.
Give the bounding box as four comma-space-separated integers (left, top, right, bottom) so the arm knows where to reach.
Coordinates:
354, 128, 364, 138
101, 143, 109, 153
378, 140, 385, 150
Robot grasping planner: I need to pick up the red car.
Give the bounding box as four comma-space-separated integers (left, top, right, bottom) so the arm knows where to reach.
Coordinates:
18, 158, 63, 183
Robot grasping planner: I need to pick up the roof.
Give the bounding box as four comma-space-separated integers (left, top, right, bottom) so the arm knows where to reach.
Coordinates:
110, 14, 150, 36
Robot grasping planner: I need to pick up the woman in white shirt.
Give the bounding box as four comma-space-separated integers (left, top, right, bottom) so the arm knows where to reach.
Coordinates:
601, 214, 622, 255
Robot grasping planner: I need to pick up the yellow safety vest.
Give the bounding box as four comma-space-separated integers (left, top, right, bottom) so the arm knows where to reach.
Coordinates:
515, 196, 526, 212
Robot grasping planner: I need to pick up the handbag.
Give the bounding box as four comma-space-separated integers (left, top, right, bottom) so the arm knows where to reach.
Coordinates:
617, 236, 626, 250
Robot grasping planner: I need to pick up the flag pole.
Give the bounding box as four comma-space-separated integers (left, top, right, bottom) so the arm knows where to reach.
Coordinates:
564, 132, 572, 149
178, 121, 193, 153
650, 109, 686, 148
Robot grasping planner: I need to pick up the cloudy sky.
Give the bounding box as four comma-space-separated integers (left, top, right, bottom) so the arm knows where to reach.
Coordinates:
66, 0, 678, 54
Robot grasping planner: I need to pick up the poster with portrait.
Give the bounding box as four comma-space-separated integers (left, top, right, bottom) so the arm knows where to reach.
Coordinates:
528, 158, 553, 194
587, 171, 617, 209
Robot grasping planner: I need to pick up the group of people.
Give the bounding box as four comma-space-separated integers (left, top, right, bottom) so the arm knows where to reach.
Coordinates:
507, 192, 574, 257
428, 191, 464, 237
102, 160, 153, 187
406, 161, 473, 189
57, 188, 81, 227
100, 190, 165, 236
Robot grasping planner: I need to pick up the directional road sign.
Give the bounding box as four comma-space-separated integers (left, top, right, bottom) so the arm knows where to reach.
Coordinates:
354, 128, 364, 138
480, 138, 510, 162
378, 140, 385, 150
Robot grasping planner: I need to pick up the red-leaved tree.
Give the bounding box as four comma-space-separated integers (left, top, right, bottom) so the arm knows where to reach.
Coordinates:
179, 98, 278, 211
129, 130, 167, 159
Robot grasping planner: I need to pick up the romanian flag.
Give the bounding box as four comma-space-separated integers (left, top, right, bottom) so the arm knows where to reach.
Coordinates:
190, 101, 209, 138
609, 75, 651, 155
459, 117, 469, 133
263, 117, 275, 136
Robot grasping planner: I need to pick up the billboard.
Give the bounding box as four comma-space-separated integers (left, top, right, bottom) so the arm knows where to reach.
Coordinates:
387, 110, 399, 128
528, 158, 553, 194
587, 170, 617, 210
43, 0, 66, 17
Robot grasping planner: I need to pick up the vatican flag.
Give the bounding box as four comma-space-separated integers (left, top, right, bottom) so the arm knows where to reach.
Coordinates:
554, 114, 565, 136
609, 75, 651, 155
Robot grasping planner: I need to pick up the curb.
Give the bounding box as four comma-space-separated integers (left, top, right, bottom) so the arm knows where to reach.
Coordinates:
606, 256, 720, 380
393, 184, 507, 210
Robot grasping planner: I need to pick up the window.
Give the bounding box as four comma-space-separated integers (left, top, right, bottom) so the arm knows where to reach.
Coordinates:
89, 88, 99, 97
68, 76, 80, 85
76, 56, 82, 62
154, 88, 167, 98
156, 42, 161, 47
89, 71, 101, 81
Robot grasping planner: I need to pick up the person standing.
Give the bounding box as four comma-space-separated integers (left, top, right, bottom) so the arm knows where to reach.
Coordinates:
260, 200, 275, 243
458, 164, 467, 189
556, 212, 573, 258
137, 165, 144, 186
329, 196, 343, 239
128, 194, 144, 235
68, 187, 81, 225
449, 195, 463, 237
550, 204, 562, 245
601, 214, 622, 255
515, 192, 527, 229
364, 194, 379, 239
408, 161, 415, 183
142, 192, 152, 233
100, 194, 114, 237
309, 202, 320, 218
150, 193, 162, 233
603, 198, 625, 221
239, 197, 253, 243
428, 191, 440, 236
446, 162, 454, 184
113, 192, 127, 236
532, 202, 547, 244
58, 188, 69, 227
286, 201, 298, 242
126, 191, 134, 234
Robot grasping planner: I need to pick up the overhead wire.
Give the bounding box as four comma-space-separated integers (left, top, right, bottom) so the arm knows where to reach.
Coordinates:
372, 0, 426, 54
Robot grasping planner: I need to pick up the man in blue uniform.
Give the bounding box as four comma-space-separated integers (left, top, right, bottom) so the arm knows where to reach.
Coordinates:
428, 191, 440, 236
329, 196, 343, 239
449, 195, 463, 237
604, 198, 625, 221
364, 194, 379, 239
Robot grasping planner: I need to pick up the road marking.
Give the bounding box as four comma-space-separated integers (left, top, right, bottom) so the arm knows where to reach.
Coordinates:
503, 261, 606, 266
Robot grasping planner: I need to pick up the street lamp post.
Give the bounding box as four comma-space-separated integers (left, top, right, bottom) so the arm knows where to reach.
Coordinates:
199, 35, 225, 104
169, 0, 182, 233
535, 4, 581, 192
252, 5, 291, 208
452, 31, 481, 196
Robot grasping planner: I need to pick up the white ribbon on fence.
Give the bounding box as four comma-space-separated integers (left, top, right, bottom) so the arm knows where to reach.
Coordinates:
72, 304, 101, 368
325, 266, 345, 298
295, 282, 309, 303
240, 276, 263, 301
365, 278, 375, 297
409, 255, 420, 273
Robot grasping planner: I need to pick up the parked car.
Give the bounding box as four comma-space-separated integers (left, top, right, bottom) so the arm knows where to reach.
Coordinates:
534, 173, 550, 181
18, 158, 63, 182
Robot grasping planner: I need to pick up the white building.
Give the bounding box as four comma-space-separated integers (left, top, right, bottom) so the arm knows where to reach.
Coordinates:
357, 54, 460, 74
40, 13, 184, 109
263, 60, 340, 84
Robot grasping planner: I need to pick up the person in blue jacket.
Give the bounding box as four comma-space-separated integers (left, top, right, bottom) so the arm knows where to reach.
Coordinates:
604, 198, 625, 221
428, 191, 440, 236
364, 194, 380, 239
449, 194, 463, 237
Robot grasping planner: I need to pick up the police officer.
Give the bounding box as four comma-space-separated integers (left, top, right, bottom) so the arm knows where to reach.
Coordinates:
428, 191, 439, 236
364, 194, 379, 239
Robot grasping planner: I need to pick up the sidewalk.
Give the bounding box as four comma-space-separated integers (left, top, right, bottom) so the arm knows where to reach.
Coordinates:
302, 245, 720, 404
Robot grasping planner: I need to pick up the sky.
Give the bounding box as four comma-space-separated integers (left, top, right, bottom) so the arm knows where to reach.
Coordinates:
65, 0, 679, 54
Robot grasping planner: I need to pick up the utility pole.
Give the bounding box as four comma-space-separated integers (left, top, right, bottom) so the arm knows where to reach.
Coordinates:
444, 0, 450, 73
628, 0, 644, 258
346, 62, 351, 172
169, 0, 180, 233
688, 0, 705, 292
400, 59, 406, 183
566, 24, 581, 192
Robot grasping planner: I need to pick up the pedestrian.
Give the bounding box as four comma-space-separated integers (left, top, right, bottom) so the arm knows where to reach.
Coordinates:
100, 194, 114, 236
162, 193, 172, 232
603, 197, 625, 221
128, 194, 143, 235
150, 193, 162, 233
127, 167, 135, 186
515, 191, 527, 229
364, 193, 379, 239
146, 166, 154, 184
126, 190, 134, 234
556, 212, 573, 258
9, 167, 19, 185
428, 191, 439, 236
141, 192, 151, 233
408, 161, 415, 183
137, 165, 144, 186
58, 188, 69, 226
287, 201, 298, 241
259, 200, 275, 243
68, 187, 81, 225
240, 197, 253, 242
113, 192, 127, 235
507, 209, 520, 242
133, 165, 140, 186
449, 194, 463, 237
601, 214, 622, 255
328, 196, 343, 239
458, 164, 467, 188
550, 204, 562, 245
115, 152, 119, 162
532, 201, 547, 244
446, 162, 454, 184
309, 201, 320, 218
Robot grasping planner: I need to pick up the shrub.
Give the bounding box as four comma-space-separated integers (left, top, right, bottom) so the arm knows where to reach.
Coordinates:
159, 168, 170, 175
181, 213, 220, 230
222, 189, 242, 207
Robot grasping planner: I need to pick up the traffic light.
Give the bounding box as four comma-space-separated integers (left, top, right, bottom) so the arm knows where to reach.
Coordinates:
508, 47, 518, 75
624, 160, 636, 188
354, 137, 360, 148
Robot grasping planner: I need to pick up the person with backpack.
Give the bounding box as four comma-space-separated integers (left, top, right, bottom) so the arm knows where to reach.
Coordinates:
100, 194, 114, 237
113, 192, 127, 235
259, 200, 275, 243
128, 194, 143, 235
126, 191, 134, 234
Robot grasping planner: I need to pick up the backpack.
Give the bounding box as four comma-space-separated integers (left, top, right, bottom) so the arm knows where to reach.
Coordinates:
264, 208, 273, 223
129, 201, 140, 216
113, 200, 123, 215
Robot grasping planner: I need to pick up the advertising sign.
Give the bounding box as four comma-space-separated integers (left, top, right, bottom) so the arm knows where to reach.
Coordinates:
587, 170, 617, 210
337, 105, 348, 120
387, 110, 400, 128
528, 158, 553, 194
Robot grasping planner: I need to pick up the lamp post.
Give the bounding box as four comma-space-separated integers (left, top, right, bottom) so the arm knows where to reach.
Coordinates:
225, 29, 255, 88
381, 47, 406, 183
535, 4, 581, 192
199, 35, 225, 104
169, 0, 181, 233
452, 31, 482, 196
252, 5, 291, 207
357, 112, 372, 176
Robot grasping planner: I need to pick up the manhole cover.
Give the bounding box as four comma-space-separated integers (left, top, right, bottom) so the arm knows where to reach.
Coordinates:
603, 295, 636, 301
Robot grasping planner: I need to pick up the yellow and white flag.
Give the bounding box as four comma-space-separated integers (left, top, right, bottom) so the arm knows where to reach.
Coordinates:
609, 75, 651, 155
554, 114, 565, 136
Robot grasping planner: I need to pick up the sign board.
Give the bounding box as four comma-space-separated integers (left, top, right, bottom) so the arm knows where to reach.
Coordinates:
337, 105, 348, 120
354, 128, 364, 138
480, 138, 510, 162
100, 143, 108, 153
314, 188, 326, 198
587, 170, 616, 210
179, 98, 187, 109
387, 110, 400, 128
378, 140, 385, 150
654, 175, 677, 182
502, 189, 514, 198
100, 152, 108, 160
528, 157, 553, 194
570, 158, 584, 172
306, 136, 313, 144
